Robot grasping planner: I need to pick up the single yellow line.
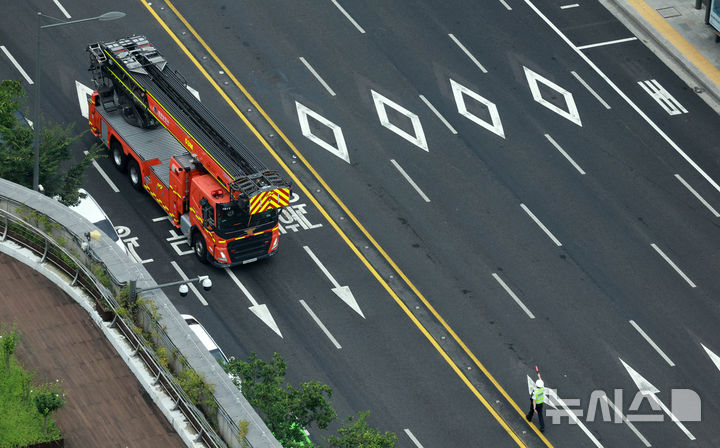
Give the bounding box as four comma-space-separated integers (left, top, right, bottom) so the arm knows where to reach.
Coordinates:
625, 0, 720, 86
145, 0, 549, 445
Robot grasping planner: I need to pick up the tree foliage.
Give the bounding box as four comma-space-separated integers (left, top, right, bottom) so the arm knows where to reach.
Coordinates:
225, 352, 336, 447
32, 381, 65, 434
0, 79, 100, 205
325, 411, 397, 448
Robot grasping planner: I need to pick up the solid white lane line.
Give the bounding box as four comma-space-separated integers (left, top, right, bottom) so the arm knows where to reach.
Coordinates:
53, 0, 71, 18
330, 0, 365, 33
448, 34, 488, 73
170, 261, 208, 305
560, 3, 580, 9
83, 150, 119, 193
520, 203, 562, 246
390, 159, 431, 202
1, 46, 33, 85
571, 70, 611, 109
525, 0, 720, 194
600, 395, 652, 447
629, 320, 675, 367
675, 174, 720, 217
650, 243, 696, 288
419, 94, 457, 134
403, 429, 425, 448
492, 273, 535, 318
576, 37, 638, 50
299, 57, 336, 96
544, 134, 586, 175
499, 0, 513, 10
299, 299, 342, 349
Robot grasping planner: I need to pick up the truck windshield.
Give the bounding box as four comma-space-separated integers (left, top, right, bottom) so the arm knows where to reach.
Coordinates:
216, 202, 278, 235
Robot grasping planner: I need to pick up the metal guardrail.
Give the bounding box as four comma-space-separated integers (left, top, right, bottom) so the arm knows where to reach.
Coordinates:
0, 200, 250, 448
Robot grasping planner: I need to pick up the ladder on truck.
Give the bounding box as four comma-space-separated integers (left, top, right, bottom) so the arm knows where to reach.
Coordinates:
87, 36, 290, 214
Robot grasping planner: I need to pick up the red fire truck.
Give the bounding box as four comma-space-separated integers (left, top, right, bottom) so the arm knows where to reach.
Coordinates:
86, 36, 290, 266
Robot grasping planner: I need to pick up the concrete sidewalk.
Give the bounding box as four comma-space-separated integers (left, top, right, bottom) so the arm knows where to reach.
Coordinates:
0, 252, 184, 448
608, 0, 720, 112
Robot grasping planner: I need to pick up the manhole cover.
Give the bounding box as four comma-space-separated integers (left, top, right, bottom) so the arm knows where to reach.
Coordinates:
657, 7, 681, 18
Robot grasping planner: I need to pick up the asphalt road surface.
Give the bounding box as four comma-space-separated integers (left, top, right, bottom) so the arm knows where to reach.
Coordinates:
3, 1, 720, 447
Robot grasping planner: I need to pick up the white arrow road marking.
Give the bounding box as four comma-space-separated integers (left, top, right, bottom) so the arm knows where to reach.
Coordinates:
601, 394, 652, 447
629, 320, 675, 366
403, 429, 425, 448
296, 101, 350, 163
170, 261, 207, 305
75, 80, 94, 119
299, 300, 341, 349
540, 380, 604, 447
83, 150, 119, 193
620, 358, 695, 440
225, 268, 282, 338
524, 66, 582, 126
303, 246, 364, 318
702, 344, 720, 373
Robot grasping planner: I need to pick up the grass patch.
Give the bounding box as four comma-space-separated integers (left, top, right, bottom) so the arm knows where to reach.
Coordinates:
0, 337, 62, 447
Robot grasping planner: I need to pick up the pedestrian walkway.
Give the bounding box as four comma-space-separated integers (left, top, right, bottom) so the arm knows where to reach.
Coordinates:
611, 0, 720, 110
0, 252, 184, 448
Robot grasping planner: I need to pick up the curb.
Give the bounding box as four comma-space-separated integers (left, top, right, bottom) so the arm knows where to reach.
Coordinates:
602, 0, 720, 114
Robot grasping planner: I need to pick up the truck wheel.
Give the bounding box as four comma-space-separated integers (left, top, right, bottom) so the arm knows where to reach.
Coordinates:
192, 232, 209, 264
128, 159, 143, 191
110, 140, 127, 172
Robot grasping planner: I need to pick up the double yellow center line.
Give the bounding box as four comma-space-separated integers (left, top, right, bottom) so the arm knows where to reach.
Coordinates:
140, 1, 552, 445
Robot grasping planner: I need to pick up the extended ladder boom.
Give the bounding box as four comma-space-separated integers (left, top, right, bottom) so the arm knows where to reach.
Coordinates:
87, 36, 290, 213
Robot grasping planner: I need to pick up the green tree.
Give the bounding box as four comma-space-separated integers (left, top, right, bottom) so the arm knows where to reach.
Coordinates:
0, 79, 101, 205
225, 352, 336, 447
0, 322, 19, 374
33, 381, 66, 434
325, 411, 397, 448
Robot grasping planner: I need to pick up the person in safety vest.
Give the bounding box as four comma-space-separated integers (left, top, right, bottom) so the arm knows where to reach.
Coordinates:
526, 372, 545, 432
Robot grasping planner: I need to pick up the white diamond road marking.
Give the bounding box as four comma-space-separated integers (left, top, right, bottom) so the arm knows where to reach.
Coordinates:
371, 90, 428, 151
638, 79, 688, 115
450, 79, 505, 139
295, 101, 350, 163
524, 66, 582, 126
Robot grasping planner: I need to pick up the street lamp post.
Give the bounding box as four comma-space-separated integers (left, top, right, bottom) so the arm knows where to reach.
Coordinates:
32, 11, 125, 191
129, 276, 213, 304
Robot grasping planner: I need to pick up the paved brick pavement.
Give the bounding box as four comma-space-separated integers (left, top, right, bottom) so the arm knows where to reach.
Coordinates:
0, 252, 184, 448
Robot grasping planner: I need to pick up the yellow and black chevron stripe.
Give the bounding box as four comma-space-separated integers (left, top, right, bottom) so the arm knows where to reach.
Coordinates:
249, 188, 290, 215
